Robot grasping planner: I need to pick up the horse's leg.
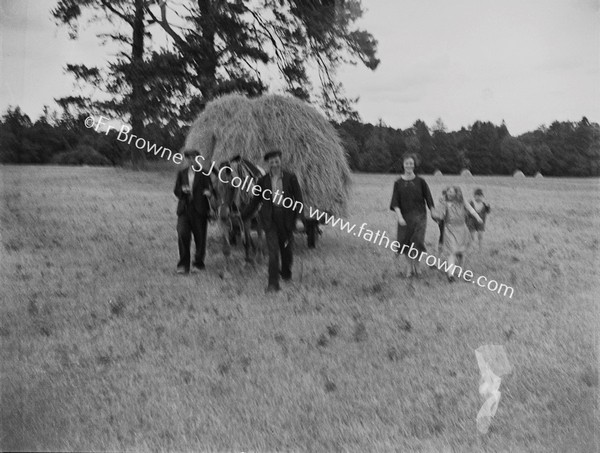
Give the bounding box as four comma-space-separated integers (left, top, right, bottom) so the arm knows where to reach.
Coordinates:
219, 217, 232, 278
306, 219, 318, 248
256, 218, 265, 264
243, 219, 255, 264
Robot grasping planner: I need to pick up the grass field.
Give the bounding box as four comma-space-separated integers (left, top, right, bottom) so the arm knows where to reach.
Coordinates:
1, 164, 598, 452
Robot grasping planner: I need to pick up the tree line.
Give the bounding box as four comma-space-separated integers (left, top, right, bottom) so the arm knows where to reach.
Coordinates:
335, 117, 600, 176
0, 107, 188, 167
1, 105, 598, 176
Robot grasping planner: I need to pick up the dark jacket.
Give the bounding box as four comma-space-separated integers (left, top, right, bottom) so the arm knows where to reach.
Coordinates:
389, 175, 434, 217
174, 167, 212, 216
242, 170, 303, 236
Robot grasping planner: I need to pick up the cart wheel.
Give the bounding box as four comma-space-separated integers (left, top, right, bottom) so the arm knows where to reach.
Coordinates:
306, 220, 318, 248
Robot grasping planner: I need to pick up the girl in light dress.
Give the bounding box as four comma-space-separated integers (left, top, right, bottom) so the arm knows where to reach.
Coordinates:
433, 186, 484, 282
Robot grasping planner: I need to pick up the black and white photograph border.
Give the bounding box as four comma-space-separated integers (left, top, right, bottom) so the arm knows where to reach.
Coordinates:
1, 0, 599, 451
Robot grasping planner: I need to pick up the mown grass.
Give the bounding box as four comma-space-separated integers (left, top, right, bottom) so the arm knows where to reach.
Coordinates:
1, 165, 598, 452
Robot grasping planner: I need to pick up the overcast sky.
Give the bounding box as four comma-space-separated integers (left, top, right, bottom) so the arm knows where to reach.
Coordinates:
1, 0, 598, 135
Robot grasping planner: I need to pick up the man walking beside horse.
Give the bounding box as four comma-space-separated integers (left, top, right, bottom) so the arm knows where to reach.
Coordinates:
174, 149, 213, 274
242, 149, 304, 293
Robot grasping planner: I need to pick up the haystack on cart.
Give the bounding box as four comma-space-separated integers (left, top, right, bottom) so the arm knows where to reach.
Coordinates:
184, 93, 351, 248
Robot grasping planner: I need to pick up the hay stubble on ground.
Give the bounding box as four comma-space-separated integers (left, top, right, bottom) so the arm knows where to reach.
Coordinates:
0, 165, 598, 451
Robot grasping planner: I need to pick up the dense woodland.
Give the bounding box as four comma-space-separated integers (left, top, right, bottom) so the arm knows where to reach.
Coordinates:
1, 106, 598, 176
336, 116, 600, 176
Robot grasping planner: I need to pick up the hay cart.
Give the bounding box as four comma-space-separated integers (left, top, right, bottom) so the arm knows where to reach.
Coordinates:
184, 93, 351, 249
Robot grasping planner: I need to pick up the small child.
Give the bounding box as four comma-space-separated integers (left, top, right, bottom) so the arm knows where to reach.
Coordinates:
436, 189, 447, 254
466, 188, 491, 251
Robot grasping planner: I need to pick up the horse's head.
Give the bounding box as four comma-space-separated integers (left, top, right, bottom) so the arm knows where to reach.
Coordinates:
210, 158, 265, 214
209, 157, 267, 261
237, 159, 265, 208
209, 162, 236, 221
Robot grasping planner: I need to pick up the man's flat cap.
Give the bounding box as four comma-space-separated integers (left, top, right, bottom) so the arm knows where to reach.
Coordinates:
264, 149, 282, 161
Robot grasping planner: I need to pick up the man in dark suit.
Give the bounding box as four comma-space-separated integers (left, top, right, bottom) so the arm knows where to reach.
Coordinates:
242, 149, 304, 292
174, 149, 213, 274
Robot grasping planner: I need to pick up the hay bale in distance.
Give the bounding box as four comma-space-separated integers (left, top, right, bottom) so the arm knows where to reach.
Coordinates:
513, 170, 525, 178
460, 169, 473, 177
433, 169, 443, 176
184, 94, 351, 217
534, 172, 543, 178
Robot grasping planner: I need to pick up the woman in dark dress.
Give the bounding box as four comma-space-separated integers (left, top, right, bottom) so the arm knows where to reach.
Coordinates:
389, 153, 435, 277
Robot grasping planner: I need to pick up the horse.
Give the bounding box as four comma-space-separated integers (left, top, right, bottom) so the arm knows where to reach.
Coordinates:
208, 158, 266, 272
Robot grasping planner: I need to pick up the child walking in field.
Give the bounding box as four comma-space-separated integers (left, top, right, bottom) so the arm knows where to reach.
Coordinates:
432, 186, 484, 282
435, 189, 447, 254
466, 188, 491, 251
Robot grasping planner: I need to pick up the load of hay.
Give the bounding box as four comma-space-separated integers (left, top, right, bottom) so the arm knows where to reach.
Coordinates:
184, 93, 351, 217
433, 169, 443, 176
460, 169, 473, 177
513, 170, 525, 178
534, 171, 543, 178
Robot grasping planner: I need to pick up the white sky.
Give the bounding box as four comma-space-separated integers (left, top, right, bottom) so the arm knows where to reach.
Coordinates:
1, 0, 599, 135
